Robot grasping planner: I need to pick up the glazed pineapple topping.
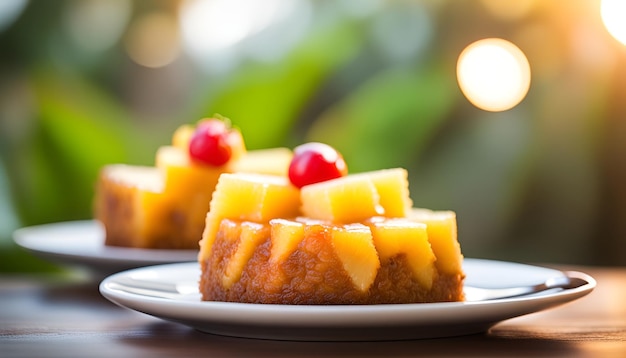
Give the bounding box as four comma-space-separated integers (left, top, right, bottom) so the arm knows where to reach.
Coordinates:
94, 115, 292, 249
199, 142, 465, 304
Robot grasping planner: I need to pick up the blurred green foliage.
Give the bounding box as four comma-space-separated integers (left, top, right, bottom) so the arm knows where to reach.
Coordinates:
1, 0, 626, 272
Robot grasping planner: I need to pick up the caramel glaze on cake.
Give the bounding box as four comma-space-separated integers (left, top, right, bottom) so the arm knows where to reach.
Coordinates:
198, 171, 465, 305
200, 218, 465, 305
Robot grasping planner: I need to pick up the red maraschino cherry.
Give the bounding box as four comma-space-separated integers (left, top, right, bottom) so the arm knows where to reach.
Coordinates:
288, 142, 348, 188
188, 119, 233, 166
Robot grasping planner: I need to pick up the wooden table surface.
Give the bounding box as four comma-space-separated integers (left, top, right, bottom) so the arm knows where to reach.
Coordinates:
1, 265, 625, 358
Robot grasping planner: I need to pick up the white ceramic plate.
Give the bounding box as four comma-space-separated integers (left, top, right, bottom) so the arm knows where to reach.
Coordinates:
99, 259, 595, 341
13, 220, 197, 274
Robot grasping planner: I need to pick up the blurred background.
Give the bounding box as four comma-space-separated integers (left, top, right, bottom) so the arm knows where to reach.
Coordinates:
1, 0, 625, 272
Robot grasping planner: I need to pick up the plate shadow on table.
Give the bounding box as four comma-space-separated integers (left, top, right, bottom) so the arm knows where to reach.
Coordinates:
116, 321, 582, 358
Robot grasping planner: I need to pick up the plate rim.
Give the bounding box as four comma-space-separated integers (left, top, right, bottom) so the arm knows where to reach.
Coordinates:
99, 259, 595, 340
13, 220, 198, 267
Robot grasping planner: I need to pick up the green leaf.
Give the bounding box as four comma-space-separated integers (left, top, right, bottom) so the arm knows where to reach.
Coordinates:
203, 21, 364, 149
307, 61, 456, 172
410, 110, 535, 258
8, 67, 144, 224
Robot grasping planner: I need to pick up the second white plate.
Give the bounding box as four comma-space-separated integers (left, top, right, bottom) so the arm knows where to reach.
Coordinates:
99, 259, 595, 341
13, 220, 198, 274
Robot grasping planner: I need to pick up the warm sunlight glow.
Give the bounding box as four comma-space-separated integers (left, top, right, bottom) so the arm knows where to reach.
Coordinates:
457, 38, 531, 112
481, 0, 535, 21
125, 13, 180, 68
179, 0, 295, 71
181, 0, 251, 54
601, 0, 626, 46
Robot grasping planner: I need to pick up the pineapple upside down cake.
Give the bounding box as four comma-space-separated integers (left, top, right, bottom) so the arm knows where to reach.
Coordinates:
94, 117, 292, 249
94, 116, 465, 304
197, 141, 465, 305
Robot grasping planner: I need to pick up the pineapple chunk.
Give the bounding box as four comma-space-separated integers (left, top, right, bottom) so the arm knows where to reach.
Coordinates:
209, 173, 301, 221
269, 219, 305, 264
156, 145, 188, 169
231, 148, 293, 176
199, 173, 301, 261
223, 221, 269, 289
352, 168, 412, 217
409, 208, 463, 275
300, 168, 412, 223
218, 218, 242, 243
301, 175, 382, 223
330, 224, 380, 291
156, 146, 224, 192
367, 218, 436, 289
172, 124, 194, 150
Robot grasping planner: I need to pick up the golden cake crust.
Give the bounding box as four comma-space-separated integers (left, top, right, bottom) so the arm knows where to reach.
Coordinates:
200, 219, 465, 305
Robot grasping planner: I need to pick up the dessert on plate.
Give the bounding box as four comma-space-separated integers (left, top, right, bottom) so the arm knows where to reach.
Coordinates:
94, 115, 464, 304
94, 116, 291, 249
199, 142, 465, 304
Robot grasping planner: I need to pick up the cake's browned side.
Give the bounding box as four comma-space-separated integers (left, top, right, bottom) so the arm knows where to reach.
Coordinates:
94, 166, 205, 249
200, 220, 465, 305
94, 169, 140, 247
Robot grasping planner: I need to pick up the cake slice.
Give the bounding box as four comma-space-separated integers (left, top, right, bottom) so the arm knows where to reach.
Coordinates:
94, 117, 292, 249
199, 168, 465, 305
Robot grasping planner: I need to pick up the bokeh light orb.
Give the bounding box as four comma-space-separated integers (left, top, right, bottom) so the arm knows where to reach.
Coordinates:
601, 0, 626, 46
456, 38, 531, 112
125, 12, 180, 68
0, 0, 27, 33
